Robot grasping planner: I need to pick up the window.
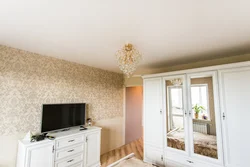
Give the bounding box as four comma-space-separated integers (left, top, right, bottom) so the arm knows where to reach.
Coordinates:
167, 84, 210, 131
191, 84, 210, 120
168, 86, 184, 130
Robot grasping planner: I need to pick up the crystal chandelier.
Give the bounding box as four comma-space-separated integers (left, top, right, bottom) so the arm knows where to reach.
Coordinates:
171, 78, 183, 86
116, 43, 142, 77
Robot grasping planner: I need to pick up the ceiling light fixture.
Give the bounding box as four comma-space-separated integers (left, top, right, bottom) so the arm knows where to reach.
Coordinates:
116, 43, 142, 77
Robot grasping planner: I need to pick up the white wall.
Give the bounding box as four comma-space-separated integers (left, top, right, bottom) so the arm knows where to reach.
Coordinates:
124, 76, 143, 87
0, 133, 25, 167
95, 117, 125, 154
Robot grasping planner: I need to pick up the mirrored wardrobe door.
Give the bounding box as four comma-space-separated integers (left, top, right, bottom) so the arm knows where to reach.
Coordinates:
187, 72, 221, 160
164, 76, 188, 152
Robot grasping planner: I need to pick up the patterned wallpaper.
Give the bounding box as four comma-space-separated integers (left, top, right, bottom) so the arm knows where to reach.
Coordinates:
0, 45, 124, 135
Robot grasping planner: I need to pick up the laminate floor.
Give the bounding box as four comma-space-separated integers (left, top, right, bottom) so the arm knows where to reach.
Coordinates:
100, 138, 143, 167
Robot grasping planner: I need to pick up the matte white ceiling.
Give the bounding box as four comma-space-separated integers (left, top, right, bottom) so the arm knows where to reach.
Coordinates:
1, 0, 250, 74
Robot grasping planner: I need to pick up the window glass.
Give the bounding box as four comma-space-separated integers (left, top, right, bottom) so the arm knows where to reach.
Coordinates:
191, 85, 209, 120
170, 88, 183, 115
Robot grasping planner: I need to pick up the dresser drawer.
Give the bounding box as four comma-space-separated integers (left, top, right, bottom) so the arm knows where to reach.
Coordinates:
55, 153, 84, 167
70, 162, 84, 167
56, 134, 84, 149
55, 143, 84, 161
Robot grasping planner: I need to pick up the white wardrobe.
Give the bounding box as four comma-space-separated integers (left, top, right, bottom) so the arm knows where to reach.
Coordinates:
143, 62, 250, 167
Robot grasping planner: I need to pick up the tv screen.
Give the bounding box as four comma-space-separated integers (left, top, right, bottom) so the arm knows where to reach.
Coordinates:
41, 103, 86, 132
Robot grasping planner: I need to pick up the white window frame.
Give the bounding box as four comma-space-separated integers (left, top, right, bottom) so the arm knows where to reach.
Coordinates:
167, 86, 183, 130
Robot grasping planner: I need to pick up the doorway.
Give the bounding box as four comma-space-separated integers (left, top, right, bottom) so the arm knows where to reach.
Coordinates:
125, 86, 143, 144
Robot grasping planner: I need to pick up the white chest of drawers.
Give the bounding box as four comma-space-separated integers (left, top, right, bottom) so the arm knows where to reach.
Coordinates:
16, 126, 101, 167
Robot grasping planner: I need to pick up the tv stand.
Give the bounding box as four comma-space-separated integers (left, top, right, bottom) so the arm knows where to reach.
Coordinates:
16, 126, 102, 167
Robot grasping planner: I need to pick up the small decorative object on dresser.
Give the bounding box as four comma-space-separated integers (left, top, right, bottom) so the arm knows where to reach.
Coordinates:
30, 134, 46, 142
87, 118, 92, 126
23, 131, 33, 141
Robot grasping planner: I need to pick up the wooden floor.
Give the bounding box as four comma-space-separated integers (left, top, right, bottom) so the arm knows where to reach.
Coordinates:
100, 138, 143, 167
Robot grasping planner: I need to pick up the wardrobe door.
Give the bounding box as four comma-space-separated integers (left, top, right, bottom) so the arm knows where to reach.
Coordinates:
144, 146, 164, 167
187, 71, 223, 166
219, 67, 250, 167
143, 77, 163, 148
163, 75, 189, 155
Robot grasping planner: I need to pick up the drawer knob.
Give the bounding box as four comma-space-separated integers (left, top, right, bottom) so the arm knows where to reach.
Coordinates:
67, 159, 74, 163
68, 140, 75, 142
68, 149, 74, 152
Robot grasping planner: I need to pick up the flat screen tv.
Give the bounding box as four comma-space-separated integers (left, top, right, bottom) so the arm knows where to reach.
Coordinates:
41, 103, 86, 133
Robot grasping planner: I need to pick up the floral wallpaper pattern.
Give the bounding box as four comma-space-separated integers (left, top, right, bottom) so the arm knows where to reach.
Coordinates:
0, 45, 124, 135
